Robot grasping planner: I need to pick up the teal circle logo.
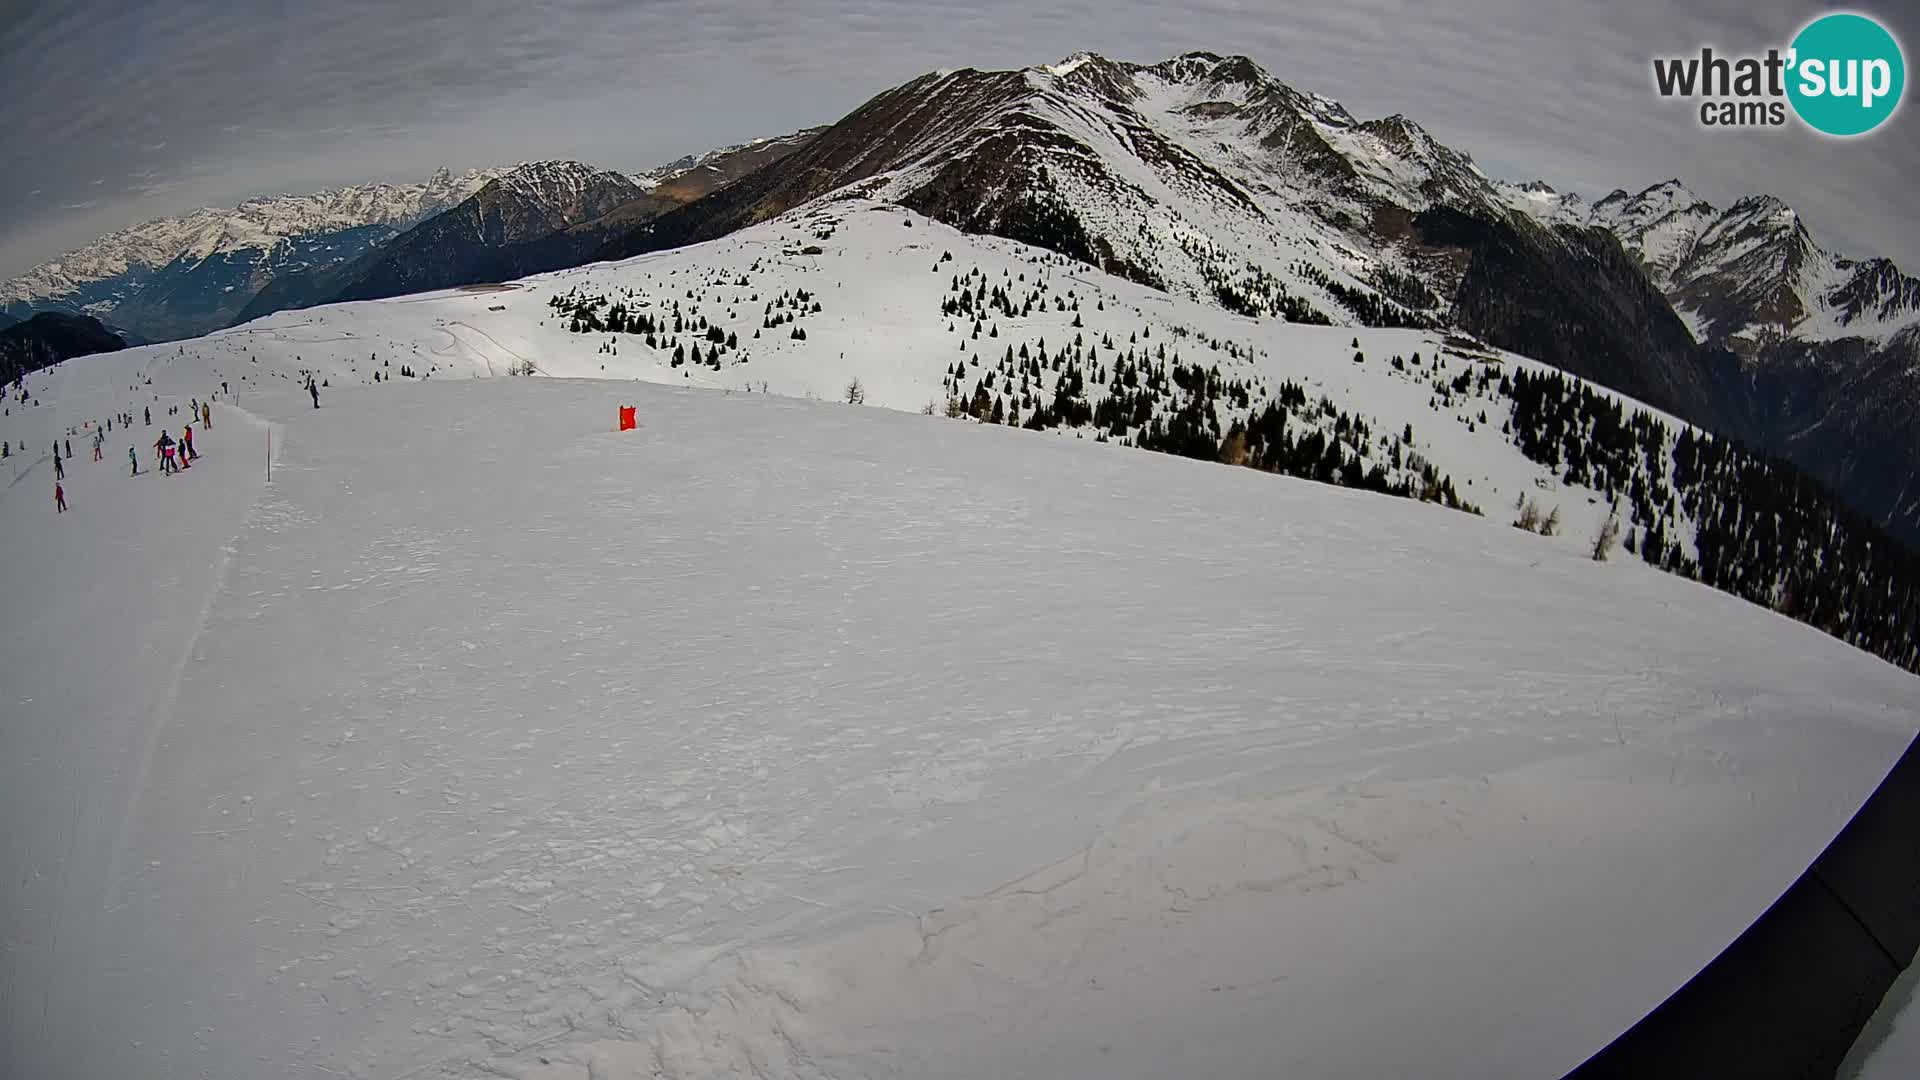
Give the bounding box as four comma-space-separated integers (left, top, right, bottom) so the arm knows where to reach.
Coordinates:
1787, 12, 1905, 136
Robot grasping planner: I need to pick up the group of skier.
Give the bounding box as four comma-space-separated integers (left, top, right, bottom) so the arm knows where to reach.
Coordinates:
48, 395, 219, 514
152, 424, 197, 475
146, 398, 213, 477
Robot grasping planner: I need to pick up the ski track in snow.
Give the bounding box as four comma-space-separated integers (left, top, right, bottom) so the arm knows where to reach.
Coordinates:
2, 234, 1918, 1079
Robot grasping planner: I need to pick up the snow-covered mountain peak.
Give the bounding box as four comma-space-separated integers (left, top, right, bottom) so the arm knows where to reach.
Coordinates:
1589, 178, 1710, 232
1523, 178, 1920, 349
1042, 51, 1098, 77
1718, 193, 1806, 237
1352, 113, 1458, 176
486, 160, 631, 202
1143, 51, 1275, 95
1499, 179, 1591, 227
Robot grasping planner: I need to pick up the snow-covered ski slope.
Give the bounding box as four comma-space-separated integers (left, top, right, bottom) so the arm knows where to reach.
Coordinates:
3, 204, 1918, 1080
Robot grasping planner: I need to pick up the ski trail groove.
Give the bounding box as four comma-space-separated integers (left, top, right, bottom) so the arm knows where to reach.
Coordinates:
99, 405, 275, 912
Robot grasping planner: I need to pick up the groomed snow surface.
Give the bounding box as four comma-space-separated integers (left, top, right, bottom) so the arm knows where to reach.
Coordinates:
5, 247, 1919, 1078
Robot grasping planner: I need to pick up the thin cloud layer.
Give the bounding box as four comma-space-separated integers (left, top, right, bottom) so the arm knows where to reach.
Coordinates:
1, 0, 1913, 277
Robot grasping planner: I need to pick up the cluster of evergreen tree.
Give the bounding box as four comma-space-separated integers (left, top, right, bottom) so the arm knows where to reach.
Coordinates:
762, 288, 821, 337
1506, 369, 1671, 504
936, 317, 1480, 517
1290, 261, 1434, 329
1165, 233, 1334, 323
1503, 368, 1920, 675
1369, 265, 1445, 315
1227, 392, 1472, 510
939, 262, 1084, 323
367, 356, 422, 382
543, 276, 824, 371
909, 179, 1166, 291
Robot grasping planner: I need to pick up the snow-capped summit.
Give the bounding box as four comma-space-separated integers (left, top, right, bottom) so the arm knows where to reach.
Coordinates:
467, 161, 647, 231
1590, 178, 1705, 230
611, 48, 1536, 336
310, 162, 646, 307
1500, 179, 1590, 227
1505, 177, 1920, 350
1043, 51, 1098, 77
486, 160, 629, 207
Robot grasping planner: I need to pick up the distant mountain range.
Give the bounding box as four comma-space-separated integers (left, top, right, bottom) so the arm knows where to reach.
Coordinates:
0, 134, 821, 344
1513, 179, 1920, 350
231, 160, 649, 320
230, 130, 820, 323
0, 168, 502, 341
2, 53, 1914, 544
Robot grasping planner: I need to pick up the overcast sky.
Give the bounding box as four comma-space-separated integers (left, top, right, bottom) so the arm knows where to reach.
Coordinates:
1, 0, 1914, 279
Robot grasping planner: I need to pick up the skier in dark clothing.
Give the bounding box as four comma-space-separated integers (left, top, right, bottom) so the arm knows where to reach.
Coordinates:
65, 439, 72, 459
53, 454, 64, 481
144, 406, 151, 426
129, 446, 138, 476
308, 379, 320, 409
